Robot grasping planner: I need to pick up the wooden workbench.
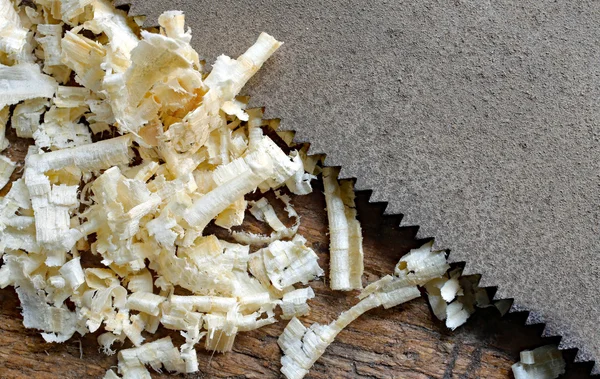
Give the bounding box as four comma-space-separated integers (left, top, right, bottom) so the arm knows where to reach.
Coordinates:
0, 128, 593, 378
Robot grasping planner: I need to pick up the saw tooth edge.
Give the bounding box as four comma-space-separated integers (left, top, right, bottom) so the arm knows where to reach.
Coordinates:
265, 114, 598, 376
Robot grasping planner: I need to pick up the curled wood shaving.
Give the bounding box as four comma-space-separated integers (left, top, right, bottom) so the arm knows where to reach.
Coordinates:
35, 23, 64, 69
512, 345, 566, 379
233, 195, 300, 246
249, 235, 323, 292
424, 266, 510, 330
0, 63, 57, 107
0, 155, 16, 190
394, 240, 449, 286
28, 134, 132, 173
278, 260, 422, 379
323, 167, 364, 291
183, 151, 274, 231
280, 287, 315, 320
11, 98, 48, 138
117, 337, 186, 378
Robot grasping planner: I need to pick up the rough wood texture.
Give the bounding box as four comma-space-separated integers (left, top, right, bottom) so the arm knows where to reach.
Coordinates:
0, 130, 594, 378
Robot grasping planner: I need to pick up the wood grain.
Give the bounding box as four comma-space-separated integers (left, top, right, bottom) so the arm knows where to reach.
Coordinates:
0, 128, 593, 379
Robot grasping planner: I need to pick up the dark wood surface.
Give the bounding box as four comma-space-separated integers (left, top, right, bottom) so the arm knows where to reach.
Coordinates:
0, 129, 594, 378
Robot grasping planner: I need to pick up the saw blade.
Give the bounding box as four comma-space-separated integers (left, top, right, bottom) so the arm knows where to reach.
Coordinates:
127, 0, 600, 368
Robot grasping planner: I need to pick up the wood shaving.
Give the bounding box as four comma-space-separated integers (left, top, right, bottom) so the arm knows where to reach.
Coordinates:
323, 167, 364, 291
278, 254, 425, 379
512, 345, 566, 379
249, 235, 323, 292
11, 98, 48, 138
233, 195, 300, 245
0, 63, 57, 107
280, 287, 315, 320
0, 155, 16, 190
424, 266, 509, 330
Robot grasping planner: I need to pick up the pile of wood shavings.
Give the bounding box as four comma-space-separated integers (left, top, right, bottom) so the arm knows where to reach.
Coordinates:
0, 0, 522, 378
0, 0, 324, 376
